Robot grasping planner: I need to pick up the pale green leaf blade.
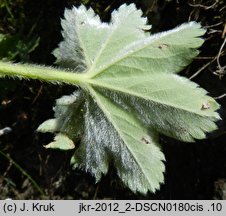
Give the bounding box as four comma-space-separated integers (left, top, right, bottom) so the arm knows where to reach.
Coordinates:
90, 73, 220, 142
71, 92, 165, 193
53, 5, 108, 71
89, 4, 150, 72
42, 4, 220, 194
53, 4, 150, 71
37, 119, 59, 133
38, 91, 85, 141
89, 22, 206, 77
90, 88, 165, 193
53, 91, 85, 139
45, 133, 75, 150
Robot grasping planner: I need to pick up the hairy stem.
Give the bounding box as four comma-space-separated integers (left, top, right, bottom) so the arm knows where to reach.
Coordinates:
0, 61, 86, 85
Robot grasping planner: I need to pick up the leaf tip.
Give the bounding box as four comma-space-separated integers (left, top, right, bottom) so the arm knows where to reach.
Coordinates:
44, 133, 75, 150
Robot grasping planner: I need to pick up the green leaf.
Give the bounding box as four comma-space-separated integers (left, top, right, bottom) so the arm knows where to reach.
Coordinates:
70, 93, 165, 193
39, 4, 220, 193
37, 119, 59, 133
45, 133, 75, 150
91, 75, 219, 142
37, 91, 85, 139
53, 4, 150, 71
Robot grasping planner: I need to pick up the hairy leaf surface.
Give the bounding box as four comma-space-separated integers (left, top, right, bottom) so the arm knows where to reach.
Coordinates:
38, 4, 220, 193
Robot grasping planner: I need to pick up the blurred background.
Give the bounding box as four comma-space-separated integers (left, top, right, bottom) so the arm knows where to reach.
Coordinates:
0, 0, 226, 199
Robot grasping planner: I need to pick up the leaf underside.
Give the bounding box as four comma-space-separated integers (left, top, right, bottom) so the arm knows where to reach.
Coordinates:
38, 4, 220, 194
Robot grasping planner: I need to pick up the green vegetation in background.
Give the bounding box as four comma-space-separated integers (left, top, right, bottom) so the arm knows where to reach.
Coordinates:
0, 0, 40, 96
